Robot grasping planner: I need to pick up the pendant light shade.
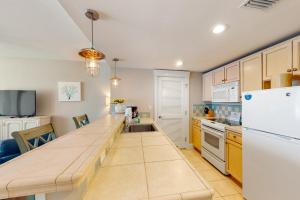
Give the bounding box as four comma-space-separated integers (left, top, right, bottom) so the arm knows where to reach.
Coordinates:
111, 58, 121, 87
78, 9, 105, 77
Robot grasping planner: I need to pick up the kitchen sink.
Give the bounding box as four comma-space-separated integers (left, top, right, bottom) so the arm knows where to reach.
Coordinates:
126, 124, 157, 132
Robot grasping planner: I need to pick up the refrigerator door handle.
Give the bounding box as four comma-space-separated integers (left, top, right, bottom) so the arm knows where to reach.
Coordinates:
244, 127, 300, 143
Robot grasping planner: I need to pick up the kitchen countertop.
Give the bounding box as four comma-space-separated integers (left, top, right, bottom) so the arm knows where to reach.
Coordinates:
192, 116, 215, 121
0, 114, 125, 199
84, 119, 214, 200
193, 116, 242, 134
226, 125, 242, 134
0, 115, 214, 200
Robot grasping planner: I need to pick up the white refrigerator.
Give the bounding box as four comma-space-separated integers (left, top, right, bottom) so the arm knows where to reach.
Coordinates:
242, 87, 300, 200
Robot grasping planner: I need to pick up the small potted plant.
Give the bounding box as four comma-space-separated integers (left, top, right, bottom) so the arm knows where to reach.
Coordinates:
111, 98, 125, 113
112, 98, 125, 104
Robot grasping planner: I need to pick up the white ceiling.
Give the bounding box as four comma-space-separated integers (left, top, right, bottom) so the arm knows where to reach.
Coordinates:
0, 0, 90, 61
1, 0, 300, 72
58, 0, 300, 71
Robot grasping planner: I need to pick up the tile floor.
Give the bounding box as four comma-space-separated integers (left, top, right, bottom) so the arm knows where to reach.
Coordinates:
180, 148, 245, 200
86, 133, 213, 200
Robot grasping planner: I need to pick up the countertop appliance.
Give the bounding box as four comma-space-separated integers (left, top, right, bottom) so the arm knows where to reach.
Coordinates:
204, 106, 214, 118
243, 86, 300, 200
212, 81, 240, 103
201, 118, 240, 174
125, 106, 139, 123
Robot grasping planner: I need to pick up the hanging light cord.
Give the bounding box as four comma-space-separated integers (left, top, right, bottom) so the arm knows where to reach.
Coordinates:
91, 15, 94, 49
114, 60, 117, 76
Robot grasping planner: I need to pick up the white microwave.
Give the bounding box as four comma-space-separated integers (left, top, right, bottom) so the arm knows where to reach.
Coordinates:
212, 81, 240, 103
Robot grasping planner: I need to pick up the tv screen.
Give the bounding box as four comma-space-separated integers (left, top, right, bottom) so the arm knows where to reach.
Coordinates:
0, 90, 36, 117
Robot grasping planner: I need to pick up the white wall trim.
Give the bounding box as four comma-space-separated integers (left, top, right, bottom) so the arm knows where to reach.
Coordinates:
153, 70, 190, 79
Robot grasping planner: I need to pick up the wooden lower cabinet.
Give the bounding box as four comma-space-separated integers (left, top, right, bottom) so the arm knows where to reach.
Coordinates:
192, 119, 201, 151
226, 131, 242, 183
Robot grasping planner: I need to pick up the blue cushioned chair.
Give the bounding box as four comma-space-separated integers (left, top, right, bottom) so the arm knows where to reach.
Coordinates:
0, 139, 21, 164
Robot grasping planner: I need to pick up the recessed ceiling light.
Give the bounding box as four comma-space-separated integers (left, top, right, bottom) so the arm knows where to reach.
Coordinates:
212, 24, 227, 34
176, 60, 183, 67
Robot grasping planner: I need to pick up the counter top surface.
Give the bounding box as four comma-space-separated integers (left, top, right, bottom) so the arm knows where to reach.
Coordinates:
84, 119, 213, 200
226, 125, 242, 134
0, 116, 213, 200
0, 114, 125, 199
192, 116, 215, 121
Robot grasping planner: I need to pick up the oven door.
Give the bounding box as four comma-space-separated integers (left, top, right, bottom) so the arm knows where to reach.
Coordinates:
201, 125, 225, 160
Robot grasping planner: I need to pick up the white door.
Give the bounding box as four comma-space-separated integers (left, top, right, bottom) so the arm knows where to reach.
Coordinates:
154, 70, 189, 148
2, 119, 23, 139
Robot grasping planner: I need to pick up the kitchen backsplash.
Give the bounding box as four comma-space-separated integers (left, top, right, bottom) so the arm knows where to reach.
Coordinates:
193, 104, 206, 117
193, 103, 242, 119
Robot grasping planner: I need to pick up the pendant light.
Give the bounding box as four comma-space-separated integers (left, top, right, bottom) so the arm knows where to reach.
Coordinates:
111, 58, 121, 87
79, 9, 105, 77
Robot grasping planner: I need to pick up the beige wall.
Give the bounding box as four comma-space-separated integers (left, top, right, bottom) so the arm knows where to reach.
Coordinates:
111, 68, 154, 117
189, 72, 203, 142
0, 57, 111, 136
189, 71, 203, 114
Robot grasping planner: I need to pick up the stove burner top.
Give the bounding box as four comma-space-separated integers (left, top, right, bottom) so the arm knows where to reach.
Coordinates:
209, 118, 241, 126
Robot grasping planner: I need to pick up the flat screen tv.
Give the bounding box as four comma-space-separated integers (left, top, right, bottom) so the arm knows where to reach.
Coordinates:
0, 90, 36, 117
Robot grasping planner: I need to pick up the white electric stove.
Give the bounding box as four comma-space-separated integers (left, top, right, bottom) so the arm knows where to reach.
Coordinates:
201, 118, 240, 174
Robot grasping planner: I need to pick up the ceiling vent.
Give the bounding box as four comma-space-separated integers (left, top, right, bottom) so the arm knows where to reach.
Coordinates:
241, 0, 279, 9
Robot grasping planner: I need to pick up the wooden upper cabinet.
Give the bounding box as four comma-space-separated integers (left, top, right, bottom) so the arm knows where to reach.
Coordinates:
262, 40, 293, 80
225, 62, 240, 83
202, 72, 213, 101
240, 53, 263, 92
293, 36, 300, 75
213, 67, 225, 85
213, 62, 240, 86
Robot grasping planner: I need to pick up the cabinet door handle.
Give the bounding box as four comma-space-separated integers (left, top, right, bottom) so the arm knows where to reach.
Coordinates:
287, 69, 292, 73
293, 68, 298, 72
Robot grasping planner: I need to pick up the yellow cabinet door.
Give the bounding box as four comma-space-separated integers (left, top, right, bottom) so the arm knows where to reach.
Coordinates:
293, 36, 300, 75
213, 67, 225, 85
263, 40, 293, 81
226, 139, 242, 183
240, 53, 263, 92
202, 72, 213, 101
225, 62, 240, 83
192, 125, 201, 151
